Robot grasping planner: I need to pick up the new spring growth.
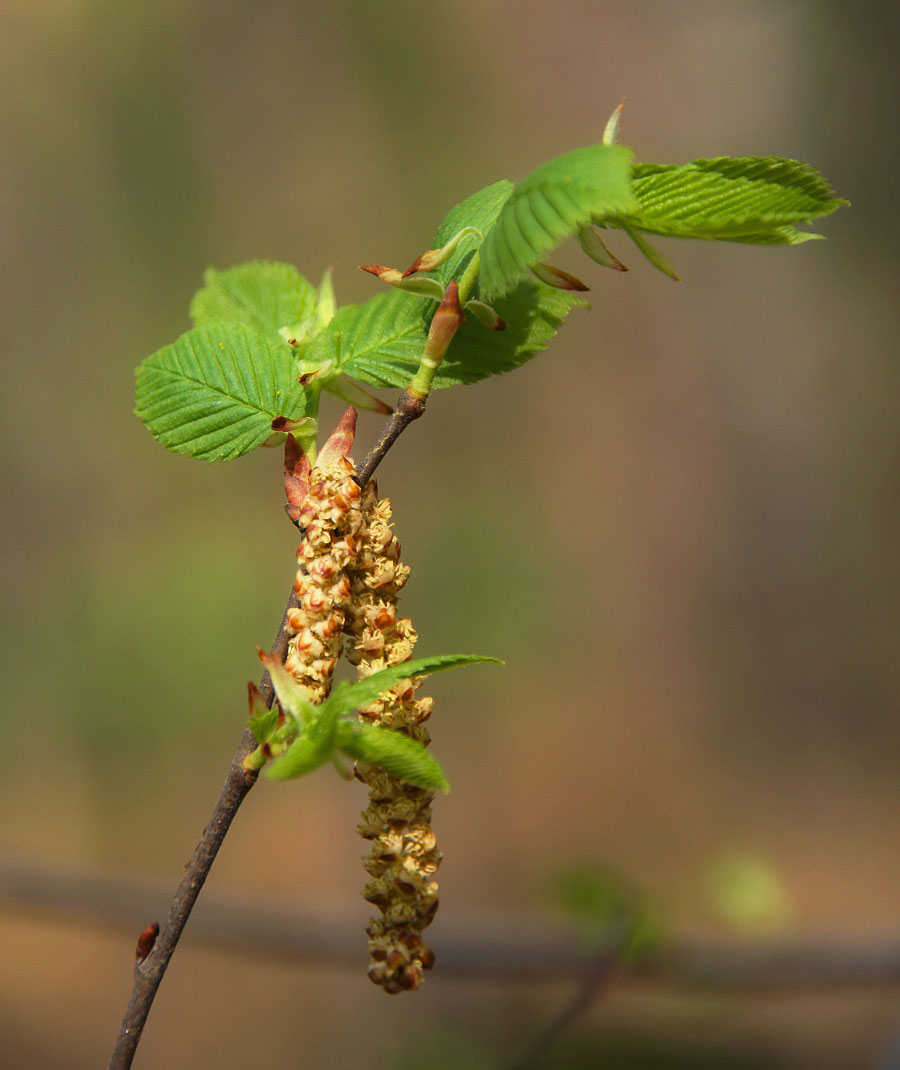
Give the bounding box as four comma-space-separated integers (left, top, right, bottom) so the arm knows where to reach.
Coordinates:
283, 408, 363, 704
345, 483, 439, 993
407, 282, 465, 401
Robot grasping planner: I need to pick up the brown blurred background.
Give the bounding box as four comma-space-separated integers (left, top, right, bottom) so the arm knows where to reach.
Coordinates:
1, 1, 898, 1066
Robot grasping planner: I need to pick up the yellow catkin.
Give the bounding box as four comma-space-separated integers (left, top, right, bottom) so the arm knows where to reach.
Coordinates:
345, 484, 439, 994
283, 454, 363, 704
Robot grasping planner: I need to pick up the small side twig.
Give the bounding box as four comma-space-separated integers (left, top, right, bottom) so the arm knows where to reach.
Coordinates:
107, 587, 299, 1070
507, 937, 628, 1070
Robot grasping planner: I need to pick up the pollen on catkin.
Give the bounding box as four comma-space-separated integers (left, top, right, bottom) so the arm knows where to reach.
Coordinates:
345, 483, 439, 994
283, 451, 363, 704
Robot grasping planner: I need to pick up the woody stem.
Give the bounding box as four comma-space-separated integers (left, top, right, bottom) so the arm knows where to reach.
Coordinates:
108, 391, 428, 1068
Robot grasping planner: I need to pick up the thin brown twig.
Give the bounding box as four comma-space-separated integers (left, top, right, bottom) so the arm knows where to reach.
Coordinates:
107, 588, 299, 1070
507, 929, 630, 1070
8, 856, 899, 989
354, 389, 426, 488
108, 388, 426, 1069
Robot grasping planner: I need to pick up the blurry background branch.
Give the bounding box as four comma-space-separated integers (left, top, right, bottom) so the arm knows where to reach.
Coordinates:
4, 855, 900, 991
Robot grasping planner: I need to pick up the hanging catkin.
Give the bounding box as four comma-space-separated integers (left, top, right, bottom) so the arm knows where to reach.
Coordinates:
282, 410, 362, 705
345, 482, 439, 993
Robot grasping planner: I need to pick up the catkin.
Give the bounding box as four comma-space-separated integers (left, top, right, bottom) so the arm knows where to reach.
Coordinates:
345, 483, 439, 994
283, 452, 363, 704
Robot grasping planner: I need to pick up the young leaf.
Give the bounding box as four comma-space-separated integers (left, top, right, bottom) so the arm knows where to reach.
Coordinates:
298, 290, 430, 389
604, 156, 848, 244
320, 283, 585, 389
264, 730, 333, 781
430, 179, 515, 287
329, 654, 503, 716
134, 323, 310, 461
248, 707, 279, 745
337, 722, 450, 792
258, 649, 317, 726
479, 144, 637, 301
264, 687, 345, 781
190, 261, 319, 343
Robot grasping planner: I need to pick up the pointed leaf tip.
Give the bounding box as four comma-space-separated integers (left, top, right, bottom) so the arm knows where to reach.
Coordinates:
531, 262, 591, 291
317, 406, 357, 467
284, 434, 311, 520
602, 98, 626, 146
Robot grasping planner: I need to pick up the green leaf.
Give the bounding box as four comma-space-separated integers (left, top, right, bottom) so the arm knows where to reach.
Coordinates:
265, 729, 334, 781
329, 654, 503, 716
190, 261, 319, 342
431, 179, 515, 288
248, 707, 279, 745
337, 722, 450, 792
319, 283, 585, 390
299, 290, 430, 389
479, 144, 637, 300
135, 323, 310, 461
261, 654, 317, 727
605, 156, 848, 244
439, 282, 587, 385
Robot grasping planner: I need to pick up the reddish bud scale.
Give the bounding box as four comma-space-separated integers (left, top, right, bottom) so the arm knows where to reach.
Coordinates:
135, 922, 159, 963
282, 412, 363, 705
344, 485, 439, 994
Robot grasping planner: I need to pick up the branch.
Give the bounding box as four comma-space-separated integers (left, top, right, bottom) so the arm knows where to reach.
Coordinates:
354, 389, 426, 488
508, 937, 627, 1070
108, 394, 427, 1068
107, 587, 299, 1070
8, 855, 896, 991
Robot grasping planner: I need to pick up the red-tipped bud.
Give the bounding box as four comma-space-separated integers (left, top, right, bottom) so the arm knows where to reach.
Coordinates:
247, 680, 267, 718
602, 97, 626, 146
317, 406, 357, 468
360, 264, 404, 284
426, 281, 465, 350
360, 264, 444, 299
578, 226, 628, 271
135, 922, 159, 963
401, 227, 483, 276
530, 262, 590, 291
284, 435, 312, 523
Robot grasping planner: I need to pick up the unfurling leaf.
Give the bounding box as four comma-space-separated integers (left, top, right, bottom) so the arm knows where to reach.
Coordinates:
265, 730, 334, 781
478, 143, 636, 300
338, 722, 450, 792
257, 648, 317, 726
328, 654, 503, 716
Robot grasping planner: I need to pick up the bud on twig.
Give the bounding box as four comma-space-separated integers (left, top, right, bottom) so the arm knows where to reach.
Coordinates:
407, 282, 465, 401
578, 225, 628, 271
283, 434, 312, 524
530, 262, 591, 291
400, 226, 483, 276
135, 923, 159, 964
359, 265, 445, 300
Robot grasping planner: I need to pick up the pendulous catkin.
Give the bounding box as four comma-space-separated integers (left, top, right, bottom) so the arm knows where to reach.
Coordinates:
283, 449, 363, 704
345, 483, 439, 994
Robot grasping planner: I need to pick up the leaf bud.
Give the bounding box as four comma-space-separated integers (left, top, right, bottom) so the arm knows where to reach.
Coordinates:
530, 262, 590, 291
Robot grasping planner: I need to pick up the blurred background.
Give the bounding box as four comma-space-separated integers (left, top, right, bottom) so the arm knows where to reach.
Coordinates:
2, 1, 898, 1066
